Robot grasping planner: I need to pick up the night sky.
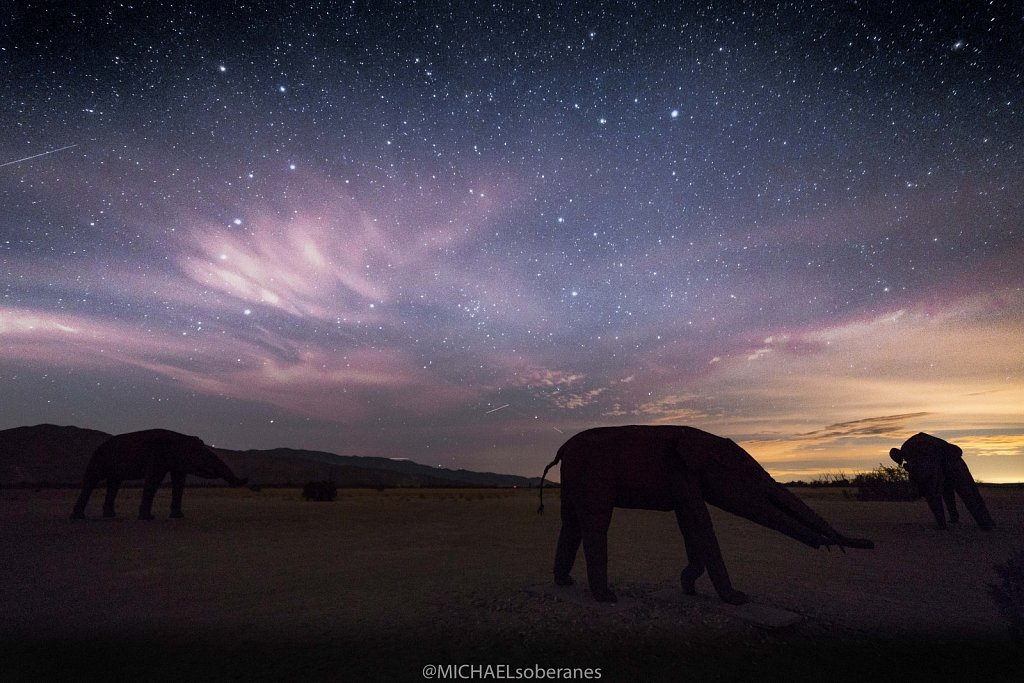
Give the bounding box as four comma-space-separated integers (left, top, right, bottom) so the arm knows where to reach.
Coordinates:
2, 2, 1022, 481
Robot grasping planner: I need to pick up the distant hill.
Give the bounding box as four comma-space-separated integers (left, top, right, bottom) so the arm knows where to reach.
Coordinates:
216, 447, 541, 488
0, 424, 111, 486
0, 424, 543, 488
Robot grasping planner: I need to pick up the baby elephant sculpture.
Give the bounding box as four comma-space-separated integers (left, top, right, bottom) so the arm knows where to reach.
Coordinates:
890, 432, 994, 530
539, 425, 874, 604
71, 429, 248, 520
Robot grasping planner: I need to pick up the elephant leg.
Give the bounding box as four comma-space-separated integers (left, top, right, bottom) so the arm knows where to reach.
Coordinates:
925, 494, 948, 530
102, 479, 121, 517
71, 478, 99, 519
673, 484, 747, 605
675, 511, 705, 595
947, 459, 994, 530
553, 498, 581, 586
579, 508, 616, 603
139, 472, 163, 520
942, 480, 959, 523
169, 472, 185, 518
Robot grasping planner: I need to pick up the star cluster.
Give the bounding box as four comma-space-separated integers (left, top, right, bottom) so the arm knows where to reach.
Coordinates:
2, 2, 1022, 480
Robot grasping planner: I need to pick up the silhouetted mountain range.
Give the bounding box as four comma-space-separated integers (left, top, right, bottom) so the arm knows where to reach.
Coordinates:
0, 424, 543, 488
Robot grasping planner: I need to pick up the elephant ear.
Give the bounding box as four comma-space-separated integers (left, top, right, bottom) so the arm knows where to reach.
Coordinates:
889, 448, 904, 465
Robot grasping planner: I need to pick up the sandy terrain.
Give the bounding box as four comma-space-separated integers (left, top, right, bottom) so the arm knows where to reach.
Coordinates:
2, 487, 1022, 681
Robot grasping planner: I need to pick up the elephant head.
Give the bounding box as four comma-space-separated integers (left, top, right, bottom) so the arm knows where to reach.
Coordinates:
696, 437, 874, 550
185, 436, 248, 486
890, 445, 941, 497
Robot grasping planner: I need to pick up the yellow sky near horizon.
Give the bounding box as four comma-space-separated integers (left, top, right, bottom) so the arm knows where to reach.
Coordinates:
652, 290, 1024, 482
744, 433, 1024, 484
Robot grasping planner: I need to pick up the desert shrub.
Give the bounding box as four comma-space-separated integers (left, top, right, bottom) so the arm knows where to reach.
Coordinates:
853, 464, 918, 501
990, 549, 1024, 640
302, 480, 338, 502
811, 471, 851, 487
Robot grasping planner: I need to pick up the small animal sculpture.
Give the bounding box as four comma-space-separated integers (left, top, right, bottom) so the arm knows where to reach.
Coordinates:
70, 429, 248, 520
539, 425, 874, 604
889, 432, 994, 530
302, 480, 338, 502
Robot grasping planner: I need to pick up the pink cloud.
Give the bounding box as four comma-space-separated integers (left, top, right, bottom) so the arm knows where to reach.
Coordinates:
177, 203, 395, 319
0, 307, 478, 420
511, 367, 587, 389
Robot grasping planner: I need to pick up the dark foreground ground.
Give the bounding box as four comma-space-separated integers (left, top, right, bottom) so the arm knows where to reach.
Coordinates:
2, 487, 1023, 681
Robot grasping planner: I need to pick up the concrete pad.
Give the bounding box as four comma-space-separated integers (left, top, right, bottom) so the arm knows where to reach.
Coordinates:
523, 583, 640, 612
650, 588, 804, 628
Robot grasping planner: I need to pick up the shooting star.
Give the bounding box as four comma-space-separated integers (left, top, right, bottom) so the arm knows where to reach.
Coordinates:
484, 404, 510, 414
0, 144, 78, 169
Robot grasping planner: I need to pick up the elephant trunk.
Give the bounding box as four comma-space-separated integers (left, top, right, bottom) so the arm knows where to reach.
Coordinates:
215, 462, 247, 486
195, 448, 247, 486
704, 474, 873, 550
765, 483, 874, 549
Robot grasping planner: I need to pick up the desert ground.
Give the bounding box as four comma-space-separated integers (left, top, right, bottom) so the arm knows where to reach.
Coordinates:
2, 486, 1022, 681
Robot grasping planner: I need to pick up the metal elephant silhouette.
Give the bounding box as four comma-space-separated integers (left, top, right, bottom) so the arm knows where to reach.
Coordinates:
539, 425, 874, 604
71, 429, 248, 520
890, 432, 995, 531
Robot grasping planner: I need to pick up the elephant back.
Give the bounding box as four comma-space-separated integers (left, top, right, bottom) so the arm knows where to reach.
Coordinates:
902, 432, 963, 461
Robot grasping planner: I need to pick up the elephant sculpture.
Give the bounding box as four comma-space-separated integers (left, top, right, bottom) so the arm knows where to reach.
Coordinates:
70, 429, 248, 520
889, 432, 994, 530
539, 425, 874, 604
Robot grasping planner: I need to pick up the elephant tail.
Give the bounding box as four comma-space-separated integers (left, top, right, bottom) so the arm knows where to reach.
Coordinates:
537, 454, 562, 515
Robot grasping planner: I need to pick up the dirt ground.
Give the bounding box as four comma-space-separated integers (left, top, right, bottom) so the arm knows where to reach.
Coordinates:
2, 486, 1023, 681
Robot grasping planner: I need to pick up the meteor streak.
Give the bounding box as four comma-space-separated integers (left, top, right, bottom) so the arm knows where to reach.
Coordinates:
485, 404, 510, 414
0, 144, 78, 169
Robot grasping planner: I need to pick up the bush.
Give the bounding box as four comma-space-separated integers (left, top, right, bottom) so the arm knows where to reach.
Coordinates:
853, 464, 918, 501
811, 471, 852, 487
302, 480, 338, 502
990, 549, 1024, 640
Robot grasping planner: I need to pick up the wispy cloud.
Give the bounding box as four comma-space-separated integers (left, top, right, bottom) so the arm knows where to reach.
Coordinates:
954, 434, 1024, 459
604, 393, 710, 423
795, 413, 932, 442
0, 306, 478, 420
177, 209, 387, 319
508, 366, 609, 410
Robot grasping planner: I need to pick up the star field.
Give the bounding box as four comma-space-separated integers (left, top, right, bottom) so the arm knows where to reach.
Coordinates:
2, 1, 1022, 480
